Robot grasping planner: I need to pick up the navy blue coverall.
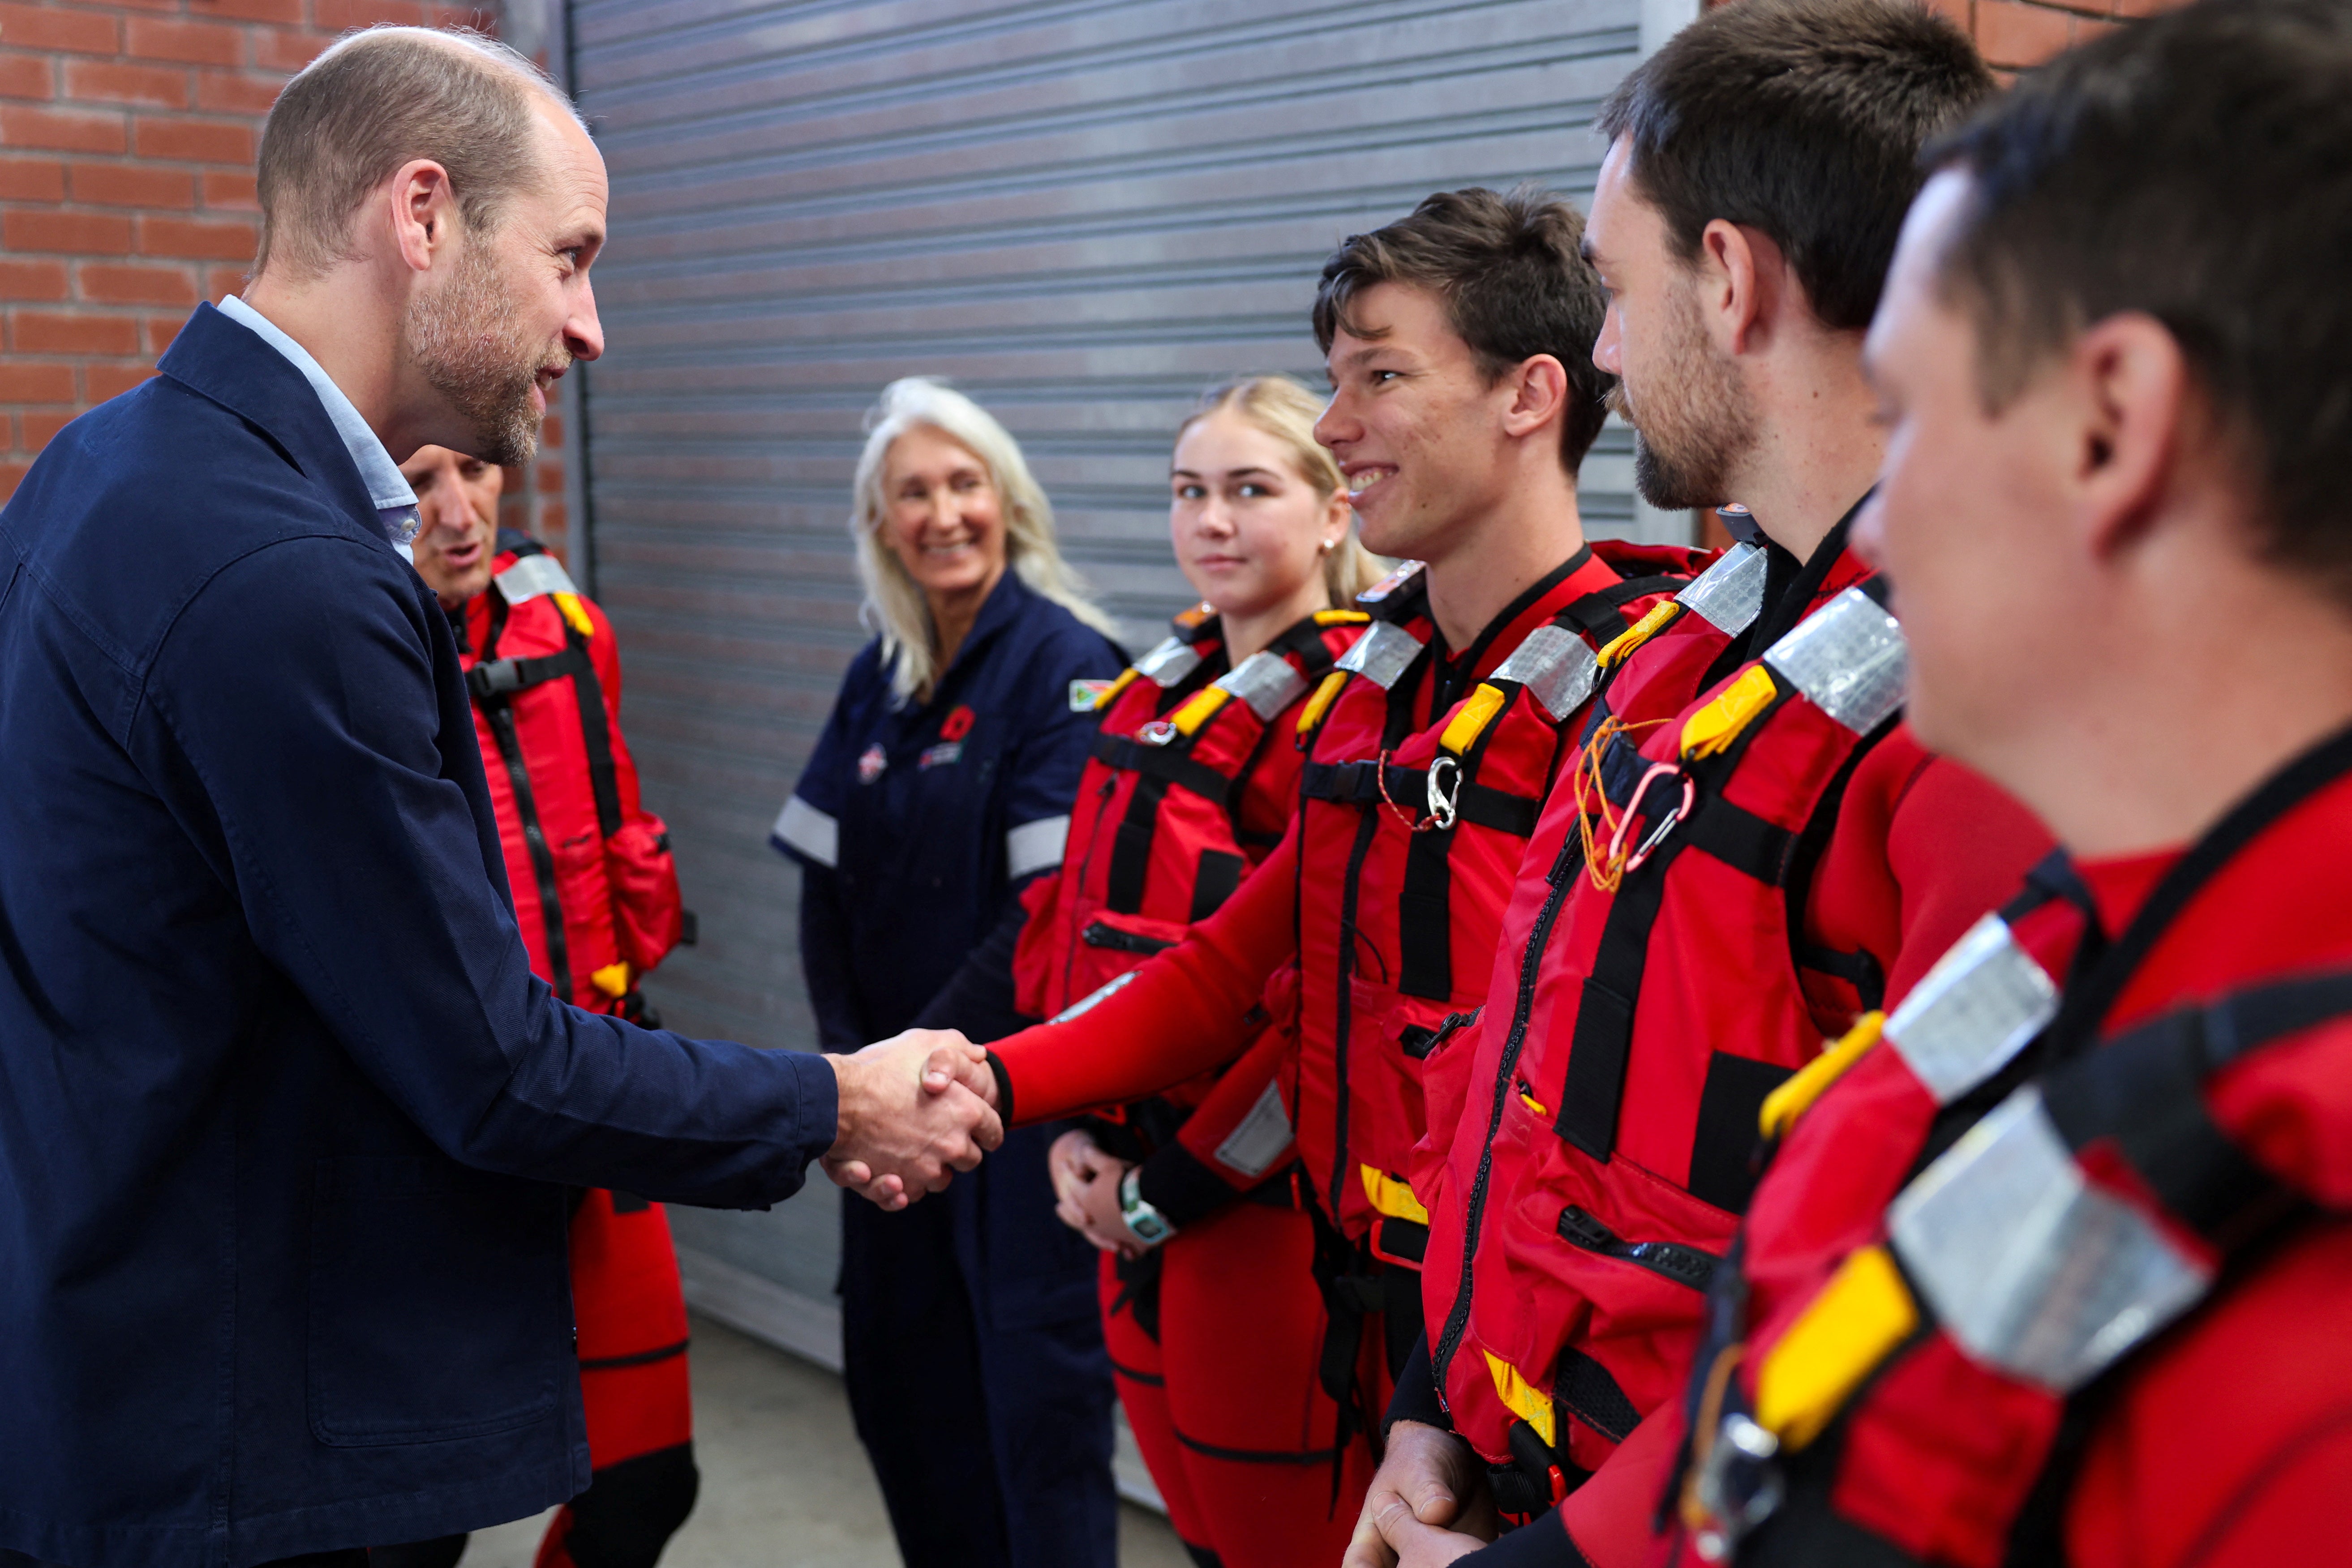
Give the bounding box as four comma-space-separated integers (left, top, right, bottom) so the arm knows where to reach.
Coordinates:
771, 568, 1124, 1568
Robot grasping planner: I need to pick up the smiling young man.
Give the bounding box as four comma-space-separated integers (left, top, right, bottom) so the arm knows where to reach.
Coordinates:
871, 188, 1702, 1564
1657, 4, 2352, 1563
1347, 7, 2056, 1567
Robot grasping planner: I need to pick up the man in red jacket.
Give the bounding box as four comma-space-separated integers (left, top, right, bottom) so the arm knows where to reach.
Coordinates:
1348, 5, 2052, 1565
1656, 4, 2352, 1564
375, 446, 698, 1568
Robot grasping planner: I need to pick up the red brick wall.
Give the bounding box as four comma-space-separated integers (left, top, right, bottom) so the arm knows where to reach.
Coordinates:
0, 0, 571, 561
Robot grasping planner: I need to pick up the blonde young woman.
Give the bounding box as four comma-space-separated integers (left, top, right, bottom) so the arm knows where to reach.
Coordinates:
1008, 376, 1387, 1568
770, 377, 1125, 1568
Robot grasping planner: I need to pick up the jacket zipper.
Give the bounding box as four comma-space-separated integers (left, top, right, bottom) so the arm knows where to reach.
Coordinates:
1431, 827, 1583, 1392
1060, 771, 1119, 1011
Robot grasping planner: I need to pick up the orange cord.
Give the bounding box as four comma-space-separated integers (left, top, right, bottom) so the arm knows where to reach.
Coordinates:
1572, 715, 1674, 893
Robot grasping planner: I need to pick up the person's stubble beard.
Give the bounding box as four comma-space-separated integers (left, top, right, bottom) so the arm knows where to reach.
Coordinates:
1606, 282, 1759, 513
404, 232, 565, 469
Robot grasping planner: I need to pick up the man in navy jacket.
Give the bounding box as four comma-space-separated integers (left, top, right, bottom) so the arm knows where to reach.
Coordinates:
0, 28, 996, 1568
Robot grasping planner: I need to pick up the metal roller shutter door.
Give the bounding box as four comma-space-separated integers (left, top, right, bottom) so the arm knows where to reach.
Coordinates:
563, 0, 1656, 1393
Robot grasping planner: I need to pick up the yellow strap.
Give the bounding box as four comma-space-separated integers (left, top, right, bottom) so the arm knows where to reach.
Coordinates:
1440, 682, 1509, 756
1753, 1244, 1918, 1452
590, 962, 631, 999
1297, 669, 1349, 737
1171, 685, 1232, 736
1315, 608, 1372, 626
1484, 1352, 1558, 1449
1519, 1088, 1550, 1119
1597, 600, 1681, 667
1679, 663, 1779, 760
553, 592, 595, 638
1759, 1012, 1884, 1141
1360, 1164, 1429, 1225
1094, 667, 1142, 711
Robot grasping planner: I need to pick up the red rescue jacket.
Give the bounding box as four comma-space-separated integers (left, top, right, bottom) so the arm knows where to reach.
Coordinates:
459, 537, 686, 1015
987, 541, 1704, 1234
1013, 605, 1367, 1024
1658, 729, 2352, 1568
1414, 529, 2052, 1549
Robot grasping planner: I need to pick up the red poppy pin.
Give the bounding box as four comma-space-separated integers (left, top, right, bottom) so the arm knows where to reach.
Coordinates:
940, 704, 976, 742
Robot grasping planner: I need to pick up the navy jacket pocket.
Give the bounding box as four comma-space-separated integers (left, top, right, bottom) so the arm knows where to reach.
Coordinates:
308, 1156, 569, 1446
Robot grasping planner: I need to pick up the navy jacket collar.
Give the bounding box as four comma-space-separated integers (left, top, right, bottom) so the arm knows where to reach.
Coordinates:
939, 567, 1037, 683
157, 302, 384, 540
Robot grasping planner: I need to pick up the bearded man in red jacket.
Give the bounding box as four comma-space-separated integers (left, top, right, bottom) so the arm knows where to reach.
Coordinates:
374, 446, 698, 1568
1656, 3, 2352, 1564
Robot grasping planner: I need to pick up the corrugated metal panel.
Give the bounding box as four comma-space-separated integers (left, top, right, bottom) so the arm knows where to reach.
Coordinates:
563, 0, 1650, 1325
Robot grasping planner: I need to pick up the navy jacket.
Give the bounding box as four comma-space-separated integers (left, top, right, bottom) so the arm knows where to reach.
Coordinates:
0, 304, 839, 1568
773, 570, 1122, 1050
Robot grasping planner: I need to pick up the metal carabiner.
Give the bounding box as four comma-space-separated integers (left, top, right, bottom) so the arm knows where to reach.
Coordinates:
1609, 760, 1695, 874
1137, 719, 1179, 747
1425, 754, 1462, 831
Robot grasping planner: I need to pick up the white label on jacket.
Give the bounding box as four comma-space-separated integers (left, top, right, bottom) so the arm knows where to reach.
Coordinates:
1007, 815, 1069, 880
493, 553, 579, 605
770, 795, 838, 869
1888, 1085, 2211, 1392
1675, 542, 1767, 634
1764, 587, 1909, 735
1214, 1081, 1294, 1179
1494, 623, 1600, 723
1335, 621, 1425, 691
1218, 651, 1310, 722
1884, 915, 2061, 1104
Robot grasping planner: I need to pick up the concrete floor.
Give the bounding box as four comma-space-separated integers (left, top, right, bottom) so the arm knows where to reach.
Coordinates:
459, 1314, 1192, 1568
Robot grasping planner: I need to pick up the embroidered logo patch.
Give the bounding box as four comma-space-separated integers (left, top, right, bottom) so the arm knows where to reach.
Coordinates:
1068, 679, 1114, 712
857, 744, 887, 784
918, 741, 962, 770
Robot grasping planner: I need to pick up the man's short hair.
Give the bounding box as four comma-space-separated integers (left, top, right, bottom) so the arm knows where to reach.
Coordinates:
1312, 186, 1614, 474
256, 26, 574, 279
1928, 0, 2352, 589
1598, 0, 1993, 332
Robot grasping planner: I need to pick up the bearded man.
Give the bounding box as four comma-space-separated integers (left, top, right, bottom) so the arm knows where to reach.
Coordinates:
0, 26, 999, 1568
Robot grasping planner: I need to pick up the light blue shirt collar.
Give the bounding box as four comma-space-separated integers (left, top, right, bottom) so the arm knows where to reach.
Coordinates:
216, 295, 420, 550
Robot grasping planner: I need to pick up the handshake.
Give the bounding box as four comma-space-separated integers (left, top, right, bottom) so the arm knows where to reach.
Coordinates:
820, 1029, 1003, 1208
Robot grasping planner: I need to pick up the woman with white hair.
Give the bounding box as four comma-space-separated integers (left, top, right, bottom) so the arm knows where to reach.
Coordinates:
770, 377, 1124, 1568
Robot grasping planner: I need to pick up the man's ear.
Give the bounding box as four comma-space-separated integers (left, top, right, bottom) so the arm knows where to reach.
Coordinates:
1501, 354, 1570, 443
1697, 220, 1788, 356
2069, 312, 2191, 564
387, 159, 458, 275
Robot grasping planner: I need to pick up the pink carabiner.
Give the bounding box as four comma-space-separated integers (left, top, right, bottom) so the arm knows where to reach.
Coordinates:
1609, 761, 1695, 874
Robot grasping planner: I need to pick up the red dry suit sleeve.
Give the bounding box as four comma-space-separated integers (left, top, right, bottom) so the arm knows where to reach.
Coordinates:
1801, 728, 2055, 1011
990, 823, 1299, 1126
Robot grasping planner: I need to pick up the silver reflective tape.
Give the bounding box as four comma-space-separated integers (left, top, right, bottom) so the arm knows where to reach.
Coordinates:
1213, 1080, 1294, 1178
1335, 621, 1425, 690
1884, 915, 2061, 1104
770, 795, 838, 869
494, 553, 579, 605
1493, 624, 1601, 723
1137, 637, 1204, 688
1006, 815, 1069, 880
1764, 587, 1909, 734
1676, 542, 1768, 634
1052, 968, 1137, 1025
1217, 651, 1309, 722
1889, 1086, 2212, 1392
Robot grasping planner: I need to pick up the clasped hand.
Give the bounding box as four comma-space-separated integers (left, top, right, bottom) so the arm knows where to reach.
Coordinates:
1342, 1420, 1498, 1568
1046, 1129, 1150, 1256
823, 1028, 1004, 1209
